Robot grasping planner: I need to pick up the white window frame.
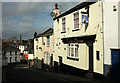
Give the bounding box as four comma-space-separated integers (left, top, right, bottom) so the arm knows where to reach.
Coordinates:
68, 43, 79, 58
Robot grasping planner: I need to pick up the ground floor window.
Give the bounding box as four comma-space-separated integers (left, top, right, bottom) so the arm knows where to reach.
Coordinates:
68, 43, 79, 58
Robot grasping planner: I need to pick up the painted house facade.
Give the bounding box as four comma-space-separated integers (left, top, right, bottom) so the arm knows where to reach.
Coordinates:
53, 0, 120, 79
103, 1, 120, 80
18, 45, 27, 53
34, 28, 54, 70
24, 45, 34, 60
2, 43, 20, 63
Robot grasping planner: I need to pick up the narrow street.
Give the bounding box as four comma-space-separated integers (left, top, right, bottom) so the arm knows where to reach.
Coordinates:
2, 63, 102, 82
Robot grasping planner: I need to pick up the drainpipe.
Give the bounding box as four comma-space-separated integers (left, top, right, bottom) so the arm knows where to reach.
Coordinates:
101, 1, 105, 76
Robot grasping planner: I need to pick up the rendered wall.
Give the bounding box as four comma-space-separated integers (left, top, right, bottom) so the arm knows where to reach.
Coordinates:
54, 2, 103, 74
34, 34, 53, 65
103, 2, 119, 66
6, 51, 20, 63
118, 1, 120, 48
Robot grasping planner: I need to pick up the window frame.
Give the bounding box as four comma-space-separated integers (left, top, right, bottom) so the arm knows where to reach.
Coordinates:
46, 52, 50, 65
73, 12, 79, 30
96, 51, 100, 60
61, 17, 66, 33
46, 36, 50, 46
68, 43, 79, 59
42, 37, 44, 45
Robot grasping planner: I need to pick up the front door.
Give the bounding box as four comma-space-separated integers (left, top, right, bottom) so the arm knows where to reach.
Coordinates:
59, 56, 62, 71
111, 49, 120, 81
42, 58, 44, 70
89, 45, 93, 72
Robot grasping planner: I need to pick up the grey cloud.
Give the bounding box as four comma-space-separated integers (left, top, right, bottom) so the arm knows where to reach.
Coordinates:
2, 2, 80, 40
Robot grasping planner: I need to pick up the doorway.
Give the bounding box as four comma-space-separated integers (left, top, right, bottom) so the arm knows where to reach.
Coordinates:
111, 49, 120, 81
10, 57, 12, 63
58, 56, 62, 71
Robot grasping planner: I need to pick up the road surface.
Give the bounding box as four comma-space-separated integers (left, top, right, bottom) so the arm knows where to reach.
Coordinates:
2, 63, 103, 82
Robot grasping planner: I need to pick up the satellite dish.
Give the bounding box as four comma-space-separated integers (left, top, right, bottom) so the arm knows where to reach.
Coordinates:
50, 12, 55, 17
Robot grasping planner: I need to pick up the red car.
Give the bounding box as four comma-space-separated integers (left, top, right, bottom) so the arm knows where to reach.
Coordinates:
23, 54, 28, 59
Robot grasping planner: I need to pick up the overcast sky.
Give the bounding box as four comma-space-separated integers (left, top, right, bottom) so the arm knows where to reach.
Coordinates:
2, 2, 81, 40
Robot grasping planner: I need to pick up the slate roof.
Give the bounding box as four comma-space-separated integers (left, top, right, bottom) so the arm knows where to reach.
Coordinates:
53, 0, 98, 20
2, 42, 20, 52
34, 28, 53, 38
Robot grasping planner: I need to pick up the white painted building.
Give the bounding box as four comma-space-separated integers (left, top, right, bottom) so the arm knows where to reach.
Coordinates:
28, 54, 34, 60
2, 43, 20, 63
103, 1, 120, 78
34, 28, 54, 70
18, 45, 27, 53
24, 47, 34, 60
53, 0, 120, 79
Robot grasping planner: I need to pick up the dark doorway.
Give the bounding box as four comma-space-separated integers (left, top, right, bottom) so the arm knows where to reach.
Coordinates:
58, 56, 62, 71
10, 57, 12, 63
42, 58, 44, 70
111, 49, 120, 81
15, 57, 17, 61
89, 45, 93, 72
54, 61, 58, 72
50, 55, 53, 66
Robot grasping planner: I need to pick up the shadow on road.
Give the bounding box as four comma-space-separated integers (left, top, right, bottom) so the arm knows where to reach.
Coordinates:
2, 63, 105, 83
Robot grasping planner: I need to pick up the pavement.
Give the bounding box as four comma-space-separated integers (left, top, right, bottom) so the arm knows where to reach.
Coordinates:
2, 63, 104, 83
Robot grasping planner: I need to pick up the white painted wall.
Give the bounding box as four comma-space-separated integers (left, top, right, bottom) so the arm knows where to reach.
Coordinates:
6, 51, 20, 63
103, 2, 120, 65
54, 2, 104, 74
24, 51, 29, 54
34, 33, 54, 65
28, 54, 34, 60
19, 45, 27, 53
119, 1, 120, 48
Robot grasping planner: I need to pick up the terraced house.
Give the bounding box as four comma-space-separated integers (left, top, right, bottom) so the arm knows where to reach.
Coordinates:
2, 42, 20, 64
53, 0, 120, 79
34, 28, 54, 71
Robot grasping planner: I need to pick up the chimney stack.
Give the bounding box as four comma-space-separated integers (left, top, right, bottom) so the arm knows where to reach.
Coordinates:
53, 3, 60, 17
55, 3, 58, 9
34, 32, 37, 38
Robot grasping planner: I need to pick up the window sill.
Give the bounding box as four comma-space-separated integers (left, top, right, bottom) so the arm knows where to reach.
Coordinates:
72, 29, 79, 32
61, 31, 66, 33
67, 56, 79, 61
